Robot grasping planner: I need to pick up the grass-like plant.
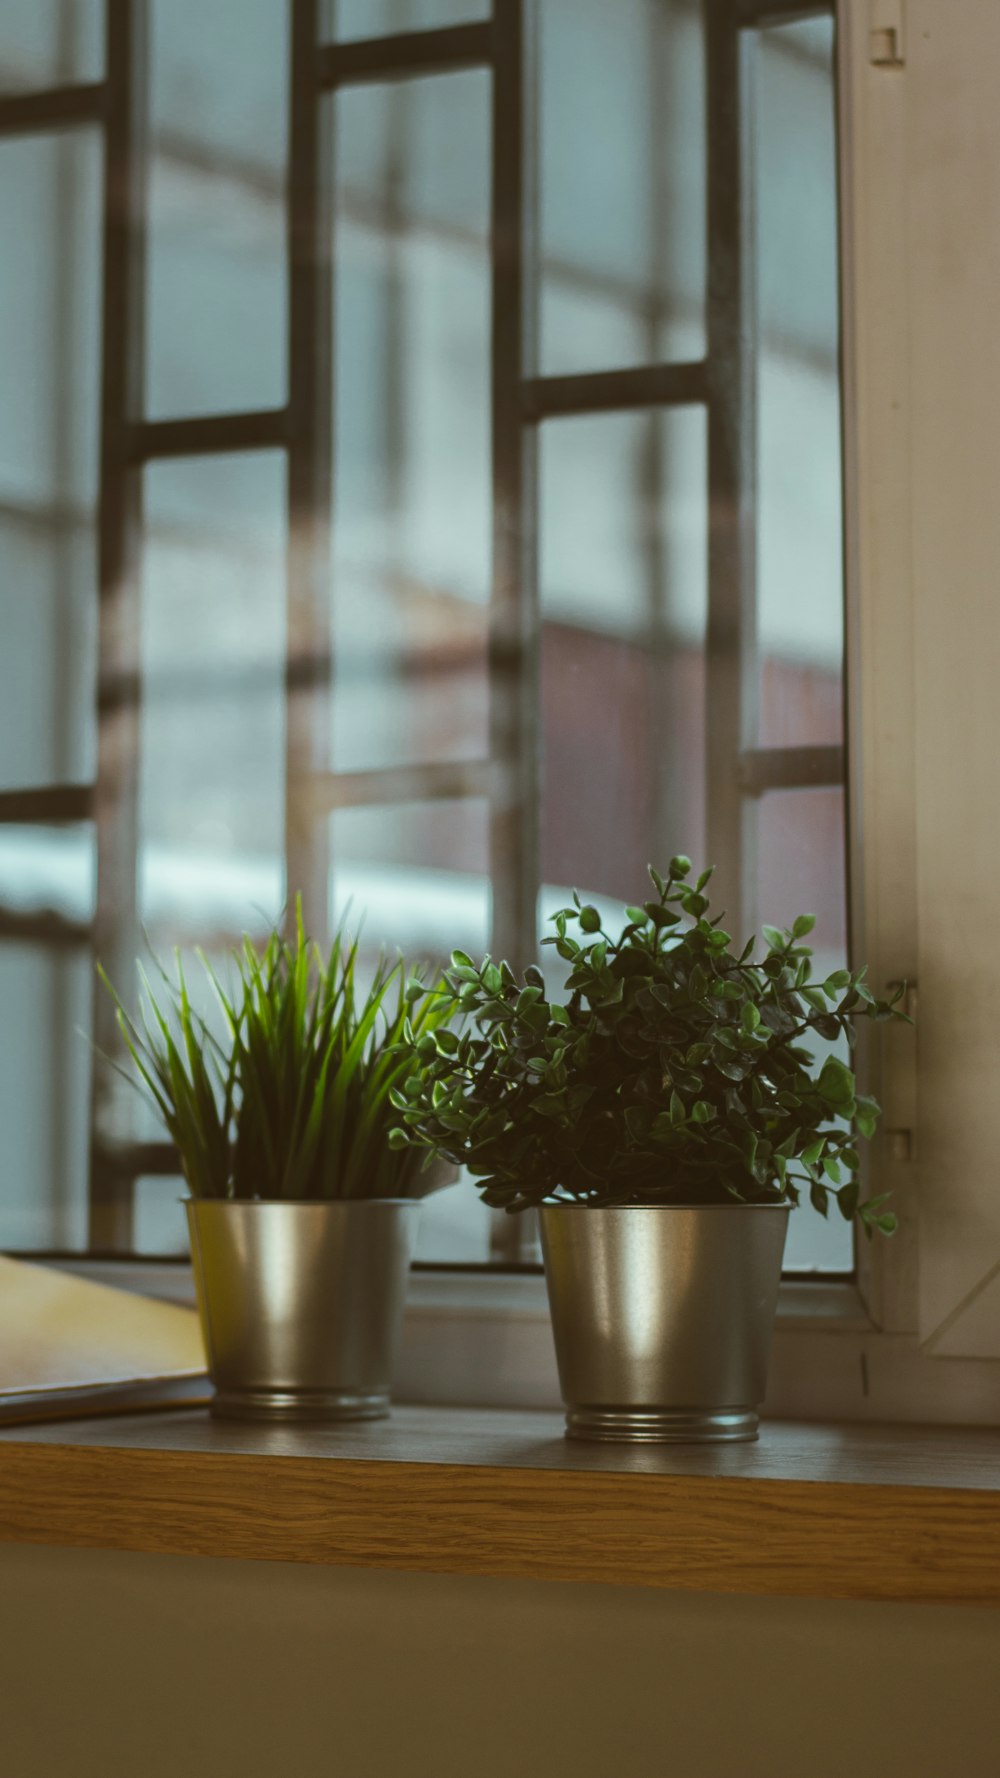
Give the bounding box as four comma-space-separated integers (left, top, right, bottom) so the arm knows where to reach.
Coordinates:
100, 907, 450, 1201
389, 859, 909, 1235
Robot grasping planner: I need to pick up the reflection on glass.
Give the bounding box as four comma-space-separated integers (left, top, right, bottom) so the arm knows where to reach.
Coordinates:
753, 785, 851, 1272
539, 407, 707, 924
752, 16, 844, 749
0, 131, 101, 788
329, 798, 490, 965
0, 0, 102, 93
140, 454, 288, 941
146, 0, 288, 418
539, 0, 705, 374
331, 72, 490, 772
0, 946, 90, 1249
334, 0, 489, 39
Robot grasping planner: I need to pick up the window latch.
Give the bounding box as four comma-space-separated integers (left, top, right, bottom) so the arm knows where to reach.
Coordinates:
870, 0, 905, 68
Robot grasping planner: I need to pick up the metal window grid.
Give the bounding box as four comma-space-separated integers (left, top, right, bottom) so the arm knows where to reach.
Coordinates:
0, 0, 841, 1258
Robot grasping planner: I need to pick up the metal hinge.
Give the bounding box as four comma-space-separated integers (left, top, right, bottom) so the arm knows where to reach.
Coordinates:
870, 0, 905, 67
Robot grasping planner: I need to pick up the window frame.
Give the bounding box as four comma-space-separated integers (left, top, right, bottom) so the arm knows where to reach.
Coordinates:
0, 0, 857, 1269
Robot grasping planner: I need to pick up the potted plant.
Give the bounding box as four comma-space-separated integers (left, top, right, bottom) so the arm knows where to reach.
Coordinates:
102, 908, 449, 1422
391, 858, 907, 1444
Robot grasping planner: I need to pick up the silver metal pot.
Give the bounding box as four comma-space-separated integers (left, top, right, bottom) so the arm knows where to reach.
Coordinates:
186, 1198, 421, 1422
538, 1202, 789, 1444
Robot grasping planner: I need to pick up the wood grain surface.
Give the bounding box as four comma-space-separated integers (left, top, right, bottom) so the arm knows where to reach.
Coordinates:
0, 1407, 999, 1604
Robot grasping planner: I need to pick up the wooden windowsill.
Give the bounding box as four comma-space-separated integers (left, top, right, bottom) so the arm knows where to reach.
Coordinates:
0, 1406, 998, 1606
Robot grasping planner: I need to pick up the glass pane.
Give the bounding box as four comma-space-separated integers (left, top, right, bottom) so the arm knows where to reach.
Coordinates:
752, 17, 844, 749
753, 785, 851, 1272
0, 826, 95, 926
0, 130, 101, 788
0, 521, 97, 792
329, 797, 490, 962
416, 1176, 491, 1263
334, 0, 489, 37
329, 798, 491, 1262
0, 0, 102, 93
134, 1176, 188, 1257
539, 407, 707, 948
539, 0, 706, 375
140, 454, 287, 942
146, 0, 288, 418
330, 72, 490, 772
0, 944, 90, 1249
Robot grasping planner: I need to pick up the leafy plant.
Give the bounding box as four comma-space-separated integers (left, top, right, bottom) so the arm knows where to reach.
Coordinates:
390, 859, 909, 1236
100, 906, 450, 1201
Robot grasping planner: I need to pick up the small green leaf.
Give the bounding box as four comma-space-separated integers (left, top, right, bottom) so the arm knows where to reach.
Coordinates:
818, 1056, 855, 1108
578, 905, 602, 933
837, 1180, 860, 1221
809, 1180, 829, 1218
792, 913, 816, 939
854, 1093, 881, 1139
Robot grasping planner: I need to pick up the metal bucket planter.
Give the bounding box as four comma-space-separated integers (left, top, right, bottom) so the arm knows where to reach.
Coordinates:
186, 1198, 421, 1423
538, 1203, 789, 1444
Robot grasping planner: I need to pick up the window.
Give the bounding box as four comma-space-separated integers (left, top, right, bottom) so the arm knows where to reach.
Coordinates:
0, 1, 850, 1277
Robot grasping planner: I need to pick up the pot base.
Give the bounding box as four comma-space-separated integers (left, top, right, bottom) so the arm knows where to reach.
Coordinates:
209, 1387, 390, 1424
564, 1405, 759, 1444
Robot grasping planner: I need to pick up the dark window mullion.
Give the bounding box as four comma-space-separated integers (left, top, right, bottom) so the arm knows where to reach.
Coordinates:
738, 745, 846, 795
0, 911, 91, 949
88, 0, 149, 1252
521, 361, 708, 423
306, 761, 498, 813
127, 409, 290, 462
705, 0, 758, 941
286, 0, 334, 943
737, 0, 833, 26
490, 0, 537, 975
0, 82, 105, 138
0, 787, 93, 823
488, 0, 539, 1263
317, 22, 493, 88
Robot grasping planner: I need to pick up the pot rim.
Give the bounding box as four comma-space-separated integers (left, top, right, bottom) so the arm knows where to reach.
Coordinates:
537, 1199, 790, 1213
183, 1195, 423, 1210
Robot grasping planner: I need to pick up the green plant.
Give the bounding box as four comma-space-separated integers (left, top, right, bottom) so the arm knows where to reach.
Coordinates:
100, 907, 450, 1201
390, 859, 908, 1235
